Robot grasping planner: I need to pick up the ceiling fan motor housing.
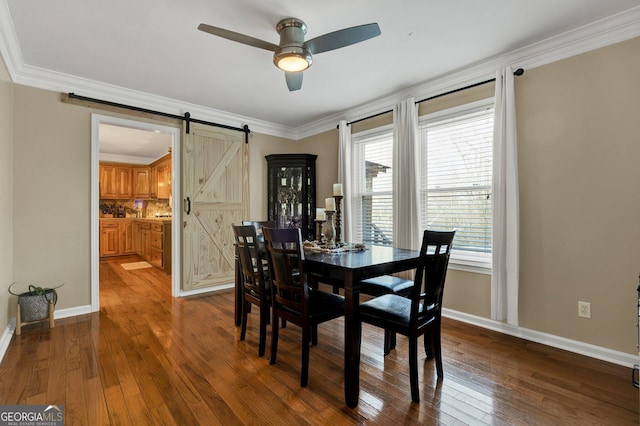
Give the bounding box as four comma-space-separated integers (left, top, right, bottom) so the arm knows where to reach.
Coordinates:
273, 18, 312, 71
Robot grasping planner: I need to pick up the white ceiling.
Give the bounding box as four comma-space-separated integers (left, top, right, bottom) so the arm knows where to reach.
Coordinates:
2, 0, 640, 138
99, 123, 173, 163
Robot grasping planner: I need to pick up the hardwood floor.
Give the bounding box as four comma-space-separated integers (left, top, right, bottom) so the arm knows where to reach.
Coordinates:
0, 256, 637, 425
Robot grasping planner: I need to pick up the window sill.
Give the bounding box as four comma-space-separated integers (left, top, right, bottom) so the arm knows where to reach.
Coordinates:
449, 258, 491, 275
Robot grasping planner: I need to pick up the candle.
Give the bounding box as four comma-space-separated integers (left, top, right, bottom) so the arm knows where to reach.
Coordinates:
333, 183, 343, 196
315, 208, 325, 221
325, 197, 336, 211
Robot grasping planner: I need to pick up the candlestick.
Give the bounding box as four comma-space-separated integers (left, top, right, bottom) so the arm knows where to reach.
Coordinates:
332, 183, 343, 196
325, 197, 336, 211
322, 210, 336, 248
315, 207, 325, 221
334, 195, 343, 245
314, 219, 325, 243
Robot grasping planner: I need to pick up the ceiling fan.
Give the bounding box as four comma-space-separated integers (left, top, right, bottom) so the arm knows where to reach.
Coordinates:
198, 18, 381, 91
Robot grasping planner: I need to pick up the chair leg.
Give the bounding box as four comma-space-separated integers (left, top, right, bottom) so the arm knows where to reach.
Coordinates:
424, 331, 434, 360
15, 304, 21, 336
258, 304, 268, 357
311, 324, 318, 346
270, 311, 279, 365
240, 300, 249, 341
409, 336, 420, 403
301, 324, 310, 387
434, 327, 444, 380
384, 330, 397, 355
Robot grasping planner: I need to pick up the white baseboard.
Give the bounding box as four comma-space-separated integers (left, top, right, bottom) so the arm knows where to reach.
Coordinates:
178, 283, 234, 298
443, 308, 639, 368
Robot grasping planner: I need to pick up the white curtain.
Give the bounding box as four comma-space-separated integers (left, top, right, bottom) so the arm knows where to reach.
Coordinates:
338, 120, 353, 243
392, 98, 421, 250
492, 66, 520, 326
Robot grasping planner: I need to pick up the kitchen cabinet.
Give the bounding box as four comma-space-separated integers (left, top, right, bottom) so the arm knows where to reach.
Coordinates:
150, 154, 171, 199
100, 220, 120, 256
121, 220, 136, 254
134, 221, 151, 260
100, 156, 170, 200
156, 161, 171, 199
100, 163, 133, 199
266, 154, 317, 240
100, 219, 135, 256
133, 167, 151, 199
150, 222, 171, 273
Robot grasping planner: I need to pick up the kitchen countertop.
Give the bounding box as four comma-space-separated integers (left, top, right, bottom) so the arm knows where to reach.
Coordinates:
100, 217, 172, 223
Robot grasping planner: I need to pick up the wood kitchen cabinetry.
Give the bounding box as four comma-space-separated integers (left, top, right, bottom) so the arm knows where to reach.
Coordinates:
100, 219, 136, 256
150, 154, 171, 199
100, 221, 120, 256
134, 221, 151, 260
100, 154, 171, 200
133, 167, 151, 199
101, 219, 171, 273
100, 164, 133, 199
150, 222, 171, 273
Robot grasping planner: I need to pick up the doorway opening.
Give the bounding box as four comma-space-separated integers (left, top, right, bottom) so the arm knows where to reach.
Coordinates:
90, 114, 181, 312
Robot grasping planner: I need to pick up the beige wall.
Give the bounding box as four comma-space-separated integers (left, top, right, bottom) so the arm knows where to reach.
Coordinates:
12, 86, 93, 310
0, 55, 13, 332
516, 37, 640, 353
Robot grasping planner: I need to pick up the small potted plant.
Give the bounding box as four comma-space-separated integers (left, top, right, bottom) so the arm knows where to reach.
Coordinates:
9, 282, 64, 335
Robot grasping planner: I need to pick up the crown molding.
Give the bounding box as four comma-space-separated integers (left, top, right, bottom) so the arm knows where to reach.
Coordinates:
99, 153, 159, 165
1, 0, 639, 140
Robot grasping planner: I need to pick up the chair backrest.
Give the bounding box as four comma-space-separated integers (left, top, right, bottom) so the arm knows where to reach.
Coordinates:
242, 220, 276, 231
243, 220, 276, 243
262, 227, 308, 317
233, 224, 268, 297
411, 229, 456, 325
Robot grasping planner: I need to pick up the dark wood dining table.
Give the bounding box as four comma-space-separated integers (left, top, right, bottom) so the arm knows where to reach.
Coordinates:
304, 245, 421, 408
233, 243, 421, 407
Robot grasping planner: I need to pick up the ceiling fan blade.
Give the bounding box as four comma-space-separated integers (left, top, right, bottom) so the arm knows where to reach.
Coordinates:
304, 23, 381, 54
198, 23, 278, 51
285, 72, 303, 91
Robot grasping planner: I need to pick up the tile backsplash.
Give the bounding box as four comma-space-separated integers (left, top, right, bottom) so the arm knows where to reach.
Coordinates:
100, 199, 172, 218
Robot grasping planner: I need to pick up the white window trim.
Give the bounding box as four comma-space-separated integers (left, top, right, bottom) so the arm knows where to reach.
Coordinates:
419, 97, 495, 273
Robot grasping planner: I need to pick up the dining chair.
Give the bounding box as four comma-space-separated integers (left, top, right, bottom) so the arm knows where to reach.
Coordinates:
233, 224, 271, 357
359, 229, 455, 402
242, 220, 276, 232
262, 227, 345, 387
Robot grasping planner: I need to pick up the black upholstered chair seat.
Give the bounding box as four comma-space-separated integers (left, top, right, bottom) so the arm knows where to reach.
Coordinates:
361, 275, 413, 297
308, 289, 345, 319
360, 294, 436, 328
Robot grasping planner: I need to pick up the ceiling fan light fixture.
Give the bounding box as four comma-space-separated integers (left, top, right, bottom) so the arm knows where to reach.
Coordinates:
274, 46, 312, 72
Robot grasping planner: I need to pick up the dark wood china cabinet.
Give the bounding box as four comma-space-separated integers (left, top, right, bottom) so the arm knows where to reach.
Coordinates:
266, 154, 317, 240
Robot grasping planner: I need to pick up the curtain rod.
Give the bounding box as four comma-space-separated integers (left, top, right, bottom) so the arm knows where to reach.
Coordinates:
339, 68, 524, 128
67, 92, 251, 142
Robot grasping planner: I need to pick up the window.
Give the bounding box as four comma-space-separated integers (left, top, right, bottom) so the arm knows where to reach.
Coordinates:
419, 99, 494, 270
351, 127, 394, 246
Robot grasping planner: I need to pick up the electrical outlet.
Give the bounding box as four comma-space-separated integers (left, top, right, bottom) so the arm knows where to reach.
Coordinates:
578, 301, 591, 318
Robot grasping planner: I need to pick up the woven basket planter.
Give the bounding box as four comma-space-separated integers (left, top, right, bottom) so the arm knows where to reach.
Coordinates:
9, 283, 62, 335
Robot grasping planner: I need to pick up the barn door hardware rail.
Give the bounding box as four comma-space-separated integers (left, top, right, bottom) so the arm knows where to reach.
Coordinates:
67, 92, 250, 142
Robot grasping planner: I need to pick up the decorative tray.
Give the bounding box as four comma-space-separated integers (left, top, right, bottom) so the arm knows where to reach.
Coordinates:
303, 241, 367, 253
